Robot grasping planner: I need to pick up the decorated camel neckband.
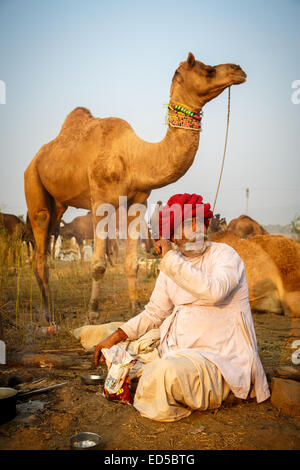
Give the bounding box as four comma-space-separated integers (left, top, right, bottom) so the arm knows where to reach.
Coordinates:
167, 101, 203, 131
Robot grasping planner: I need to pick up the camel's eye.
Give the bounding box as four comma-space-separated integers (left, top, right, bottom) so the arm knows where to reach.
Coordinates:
206, 67, 216, 77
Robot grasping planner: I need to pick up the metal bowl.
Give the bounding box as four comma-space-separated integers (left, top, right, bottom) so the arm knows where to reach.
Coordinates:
80, 374, 104, 385
0, 387, 18, 424
70, 432, 103, 450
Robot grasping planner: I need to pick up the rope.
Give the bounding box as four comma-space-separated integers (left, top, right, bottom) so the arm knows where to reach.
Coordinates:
212, 86, 231, 213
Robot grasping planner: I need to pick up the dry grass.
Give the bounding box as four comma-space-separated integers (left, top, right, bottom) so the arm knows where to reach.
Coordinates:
0, 230, 297, 372
0, 234, 155, 351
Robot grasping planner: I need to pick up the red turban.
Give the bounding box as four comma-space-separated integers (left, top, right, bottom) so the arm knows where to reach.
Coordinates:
158, 193, 213, 240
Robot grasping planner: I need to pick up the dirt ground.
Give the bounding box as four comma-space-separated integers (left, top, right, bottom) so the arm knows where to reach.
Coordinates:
0, 247, 299, 450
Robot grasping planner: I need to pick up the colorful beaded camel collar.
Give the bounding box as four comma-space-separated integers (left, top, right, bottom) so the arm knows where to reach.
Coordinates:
167, 101, 203, 131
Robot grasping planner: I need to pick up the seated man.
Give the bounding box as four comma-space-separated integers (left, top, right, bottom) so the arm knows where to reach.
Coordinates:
94, 193, 270, 422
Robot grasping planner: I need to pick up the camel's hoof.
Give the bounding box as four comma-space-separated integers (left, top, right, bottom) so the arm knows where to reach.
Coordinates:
40, 314, 50, 326
87, 310, 101, 325
35, 320, 49, 328
92, 260, 106, 280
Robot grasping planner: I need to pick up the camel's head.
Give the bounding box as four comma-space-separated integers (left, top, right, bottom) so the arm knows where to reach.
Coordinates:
59, 222, 72, 240
170, 52, 247, 110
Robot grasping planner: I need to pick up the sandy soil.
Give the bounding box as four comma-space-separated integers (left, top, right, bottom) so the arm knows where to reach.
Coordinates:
0, 249, 299, 450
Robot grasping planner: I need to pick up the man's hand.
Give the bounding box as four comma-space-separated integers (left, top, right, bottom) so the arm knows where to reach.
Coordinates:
94, 328, 128, 366
153, 239, 172, 258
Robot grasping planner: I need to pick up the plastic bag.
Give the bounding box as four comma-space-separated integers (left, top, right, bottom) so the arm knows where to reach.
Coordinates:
101, 346, 136, 405
103, 375, 133, 404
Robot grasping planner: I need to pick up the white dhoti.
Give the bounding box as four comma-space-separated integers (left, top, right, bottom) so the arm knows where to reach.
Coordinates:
133, 350, 231, 422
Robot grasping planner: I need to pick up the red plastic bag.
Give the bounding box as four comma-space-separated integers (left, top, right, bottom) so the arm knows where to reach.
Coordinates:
104, 375, 133, 405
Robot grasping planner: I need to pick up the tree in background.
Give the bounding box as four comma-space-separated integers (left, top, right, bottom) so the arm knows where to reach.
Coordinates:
289, 215, 300, 243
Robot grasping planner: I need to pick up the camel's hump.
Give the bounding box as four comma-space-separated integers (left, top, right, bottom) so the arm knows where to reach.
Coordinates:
237, 215, 256, 222
59, 107, 94, 135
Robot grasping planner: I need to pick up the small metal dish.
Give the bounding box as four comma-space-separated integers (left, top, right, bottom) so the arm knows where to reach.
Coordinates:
70, 432, 103, 450
80, 373, 104, 385
0, 387, 18, 424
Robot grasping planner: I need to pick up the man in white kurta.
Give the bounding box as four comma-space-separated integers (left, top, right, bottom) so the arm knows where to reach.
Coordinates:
94, 194, 270, 422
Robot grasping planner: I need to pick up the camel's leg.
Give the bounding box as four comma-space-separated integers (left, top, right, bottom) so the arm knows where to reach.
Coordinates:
125, 192, 150, 315
113, 239, 119, 263
106, 238, 113, 267
25, 197, 52, 324
125, 235, 139, 315
87, 203, 110, 324
51, 234, 58, 260
78, 239, 84, 263
26, 241, 32, 259
25, 168, 66, 325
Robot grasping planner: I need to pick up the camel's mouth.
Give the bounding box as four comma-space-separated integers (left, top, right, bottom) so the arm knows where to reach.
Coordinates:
233, 72, 247, 84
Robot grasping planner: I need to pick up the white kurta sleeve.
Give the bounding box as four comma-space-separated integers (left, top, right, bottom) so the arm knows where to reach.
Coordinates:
159, 247, 244, 305
121, 271, 174, 340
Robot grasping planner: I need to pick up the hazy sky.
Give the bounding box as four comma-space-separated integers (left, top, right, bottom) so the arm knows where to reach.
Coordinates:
0, 0, 299, 225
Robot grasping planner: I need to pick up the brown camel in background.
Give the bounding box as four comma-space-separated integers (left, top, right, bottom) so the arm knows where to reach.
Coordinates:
210, 231, 300, 317
60, 211, 118, 266
0, 213, 25, 238
227, 214, 268, 238
0, 213, 33, 263
59, 212, 94, 263
24, 52, 246, 324
250, 234, 300, 316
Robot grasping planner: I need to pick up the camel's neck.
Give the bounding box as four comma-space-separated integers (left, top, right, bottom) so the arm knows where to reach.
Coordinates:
136, 117, 201, 191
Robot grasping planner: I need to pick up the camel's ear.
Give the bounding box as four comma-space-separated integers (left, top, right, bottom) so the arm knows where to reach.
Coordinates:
187, 52, 196, 67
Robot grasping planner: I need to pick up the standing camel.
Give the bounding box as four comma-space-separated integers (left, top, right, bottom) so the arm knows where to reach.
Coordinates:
60, 211, 118, 265
24, 52, 246, 324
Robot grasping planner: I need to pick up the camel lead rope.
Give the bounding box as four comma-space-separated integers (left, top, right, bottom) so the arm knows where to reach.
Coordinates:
212, 86, 231, 213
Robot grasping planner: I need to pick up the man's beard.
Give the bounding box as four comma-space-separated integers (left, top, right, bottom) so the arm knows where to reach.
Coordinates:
178, 233, 210, 257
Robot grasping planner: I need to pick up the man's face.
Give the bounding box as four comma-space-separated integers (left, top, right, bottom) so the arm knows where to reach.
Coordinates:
172, 217, 207, 249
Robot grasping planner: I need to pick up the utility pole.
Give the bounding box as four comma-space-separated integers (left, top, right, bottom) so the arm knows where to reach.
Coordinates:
246, 188, 249, 215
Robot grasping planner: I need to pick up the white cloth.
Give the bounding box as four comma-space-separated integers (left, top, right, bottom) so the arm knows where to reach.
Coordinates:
118, 328, 161, 357
121, 242, 270, 403
73, 322, 124, 350
133, 351, 231, 422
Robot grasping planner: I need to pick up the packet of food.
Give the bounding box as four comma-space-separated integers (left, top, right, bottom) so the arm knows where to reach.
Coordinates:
101, 346, 135, 405
103, 375, 133, 404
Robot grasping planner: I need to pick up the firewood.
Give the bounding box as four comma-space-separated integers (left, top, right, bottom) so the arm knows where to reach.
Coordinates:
269, 365, 300, 382
39, 348, 92, 355
6, 352, 93, 370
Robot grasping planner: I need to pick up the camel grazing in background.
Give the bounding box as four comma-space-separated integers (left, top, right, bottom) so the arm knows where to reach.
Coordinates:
210, 231, 300, 317
0, 212, 33, 263
60, 212, 118, 266
60, 210, 152, 264
0, 213, 26, 239
24, 52, 246, 324
227, 214, 268, 239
